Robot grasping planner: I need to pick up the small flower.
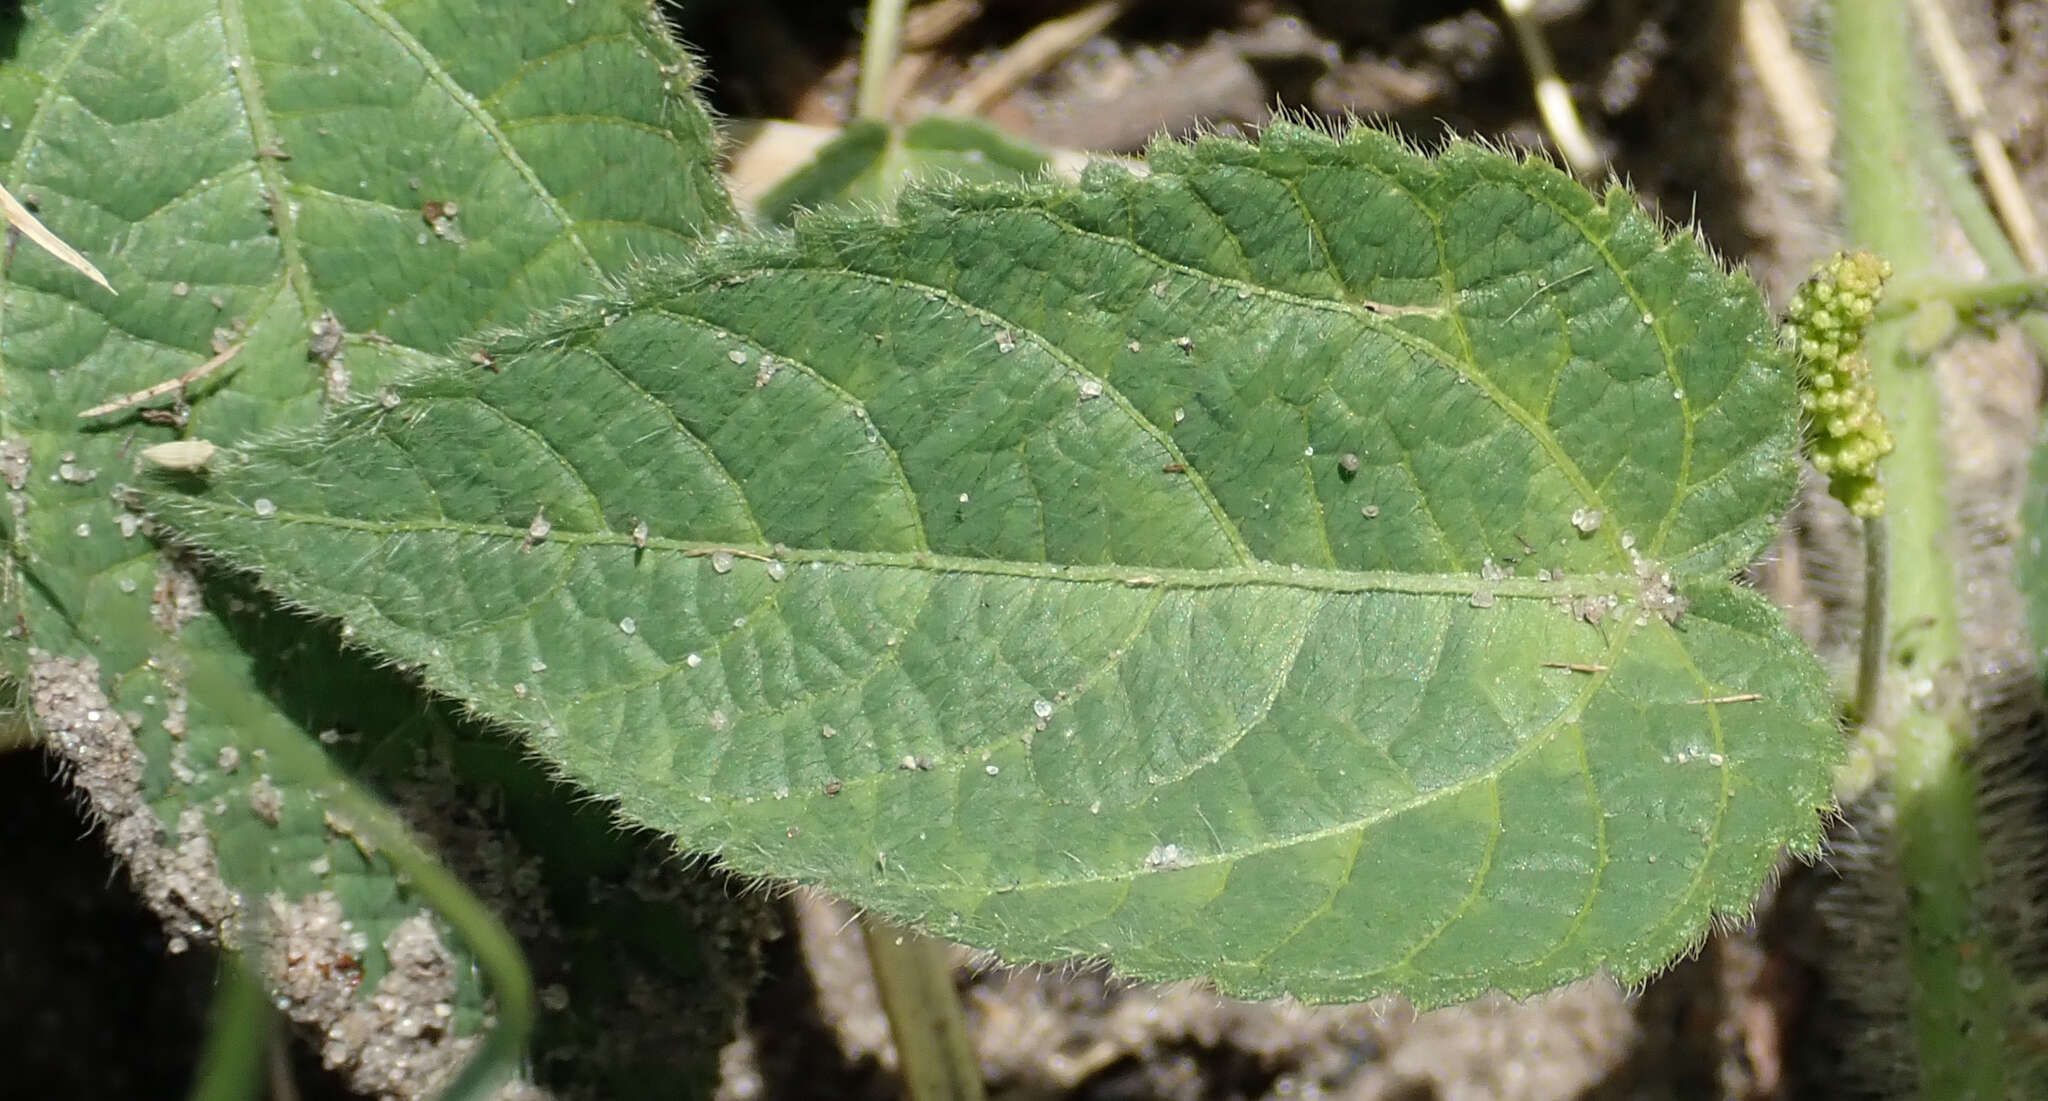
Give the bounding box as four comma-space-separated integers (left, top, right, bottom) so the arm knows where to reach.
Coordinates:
1786, 251, 1894, 518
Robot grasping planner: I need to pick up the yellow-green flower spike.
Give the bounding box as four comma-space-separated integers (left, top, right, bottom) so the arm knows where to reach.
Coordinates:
1787, 251, 1895, 517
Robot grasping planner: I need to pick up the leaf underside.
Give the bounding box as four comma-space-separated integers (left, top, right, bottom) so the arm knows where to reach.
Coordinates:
0, 0, 734, 1079
148, 124, 1840, 1006
755, 115, 1054, 226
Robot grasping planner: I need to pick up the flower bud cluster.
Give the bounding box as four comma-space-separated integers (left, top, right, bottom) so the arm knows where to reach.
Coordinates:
1786, 251, 1894, 518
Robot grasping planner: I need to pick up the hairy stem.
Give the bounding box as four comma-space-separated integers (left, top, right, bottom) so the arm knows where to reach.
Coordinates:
1832, 1, 2015, 1095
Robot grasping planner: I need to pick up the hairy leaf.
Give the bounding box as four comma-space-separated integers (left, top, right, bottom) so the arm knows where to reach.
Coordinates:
0, 0, 732, 1091
148, 125, 1839, 1006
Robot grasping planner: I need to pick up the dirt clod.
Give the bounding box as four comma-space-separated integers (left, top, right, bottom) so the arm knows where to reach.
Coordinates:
31, 652, 242, 950
266, 895, 547, 1101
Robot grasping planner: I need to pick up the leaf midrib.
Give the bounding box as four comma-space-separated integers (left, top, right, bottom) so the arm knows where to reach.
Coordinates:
181, 494, 1666, 602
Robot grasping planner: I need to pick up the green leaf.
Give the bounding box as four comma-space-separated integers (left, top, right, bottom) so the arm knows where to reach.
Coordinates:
0, 0, 734, 1091
145, 124, 1840, 1007
755, 115, 1052, 225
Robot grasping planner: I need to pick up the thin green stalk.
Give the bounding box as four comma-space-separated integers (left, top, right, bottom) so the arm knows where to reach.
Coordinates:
1832, 2, 2017, 1096
186, 958, 269, 1101
855, 0, 910, 122
1854, 516, 1887, 728
860, 914, 987, 1101
1912, 123, 2048, 357
1877, 274, 2048, 327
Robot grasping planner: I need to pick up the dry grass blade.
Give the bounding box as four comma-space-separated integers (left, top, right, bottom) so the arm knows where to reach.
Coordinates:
1737, 0, 1837, 209
942, 0, 1126, 116
78, 344, 243, 419
1907, 0, 2046, 271
0, 182, 112, 293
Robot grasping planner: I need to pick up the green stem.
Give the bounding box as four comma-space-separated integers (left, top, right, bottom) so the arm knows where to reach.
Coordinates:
1832, 2, 2014, 1097
860, 914, 987, 1101
1879, 275, 2048, 327
186, 958, 269, 1101
1912, 126, 2048, 357
1853, 516, 1887, 727
855, 0, 909, 122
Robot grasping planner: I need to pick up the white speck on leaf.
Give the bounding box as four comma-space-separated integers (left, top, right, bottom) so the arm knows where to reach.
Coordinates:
766, 560, 789, 582
1145, 843, 1192, 870
619, 617, 636, 635
710, 551, 735, 574
685, 652, 702, 668
253, 498, 276, 518
727, 349, 747, 365
1077, 379, 1103, 401
1570, 507, 1603, 534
